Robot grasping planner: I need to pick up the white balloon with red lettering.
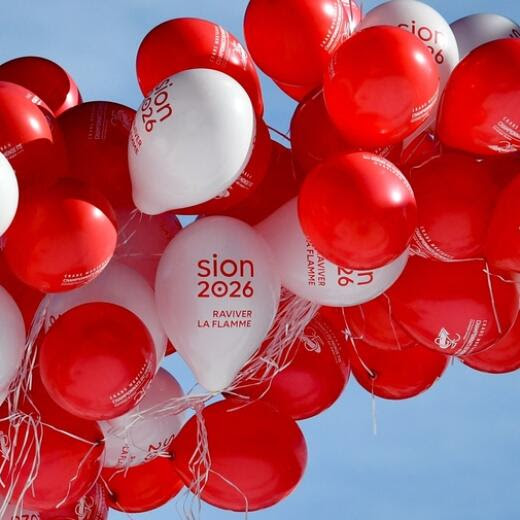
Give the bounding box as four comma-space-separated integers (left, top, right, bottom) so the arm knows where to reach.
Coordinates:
5, 505, 39, 520
128, 69, 255, 214
156, 217, 280, 391
256, 199, 409, 307
42, 261, 167, 367
0, 286, 25, 404
100, 368, 185, 468
451, 13, 520, 59
0, 153, 18, 237
359, 0, 459, 90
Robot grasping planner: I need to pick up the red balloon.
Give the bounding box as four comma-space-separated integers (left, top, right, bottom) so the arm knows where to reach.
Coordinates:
290, 90, 402, 177
175, 117, 272, 215
387, 257, 519, 356
298, 152, 417, 269
0, 57, 81, 117
136, 17, 263, 115
58, 101, 136, 210
462, 313, 520, 374
323, 26, 440, 148
347, 337, 447, 399
40, 302, 156, 420
236, 311, 350, 420
3, 180, 118, 293
407, 151, 499, 261
398, 130, 441, 172
222, 141, 299, 225
274, 80, 314, 102
244, 0, 354, 87
165, 340, 176, 356
0, 373, 104, 512
438, 39, 520, 156
481, 154, 520, 191
172, 398, 307, 512
102, 456, 183, 513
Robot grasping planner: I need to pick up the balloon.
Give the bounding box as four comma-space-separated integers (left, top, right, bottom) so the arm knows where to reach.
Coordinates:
3, 180, 117, 293
407, 151, 499, 261
0, 373, 104, 512
175, 117, 272, 215
100, 368, 184, 468
462, 313, 520, 374
244, 0, 355, 87
115, 209, 182, 286
42, 261, 167, 366
102, 455, 183, 513
387, 257, 519, 356
172, 398, 307, 511
136, 17, 263, 115
398, 129, 440, 171
274, 80, 314, 102
0, 286, 25, 404
347, 338, 447, 399
40, 302, 156, 421
359, 0, 459, 90
0, 152, 18, 236
437, 39, 520, 155
0, 57, 81, 117
58, 101, 135, 210
129, 69, 255, 214
235, 310, 350, 420
5, 505, 40, 519
298, 152, 417, 269
257, 198, 409, 306
323, 26, 440, 147
156, 217, 280, 391
451, 13, 520, 59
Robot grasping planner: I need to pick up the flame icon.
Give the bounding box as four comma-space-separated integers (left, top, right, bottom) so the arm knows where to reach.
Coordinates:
434, 328, 461, 350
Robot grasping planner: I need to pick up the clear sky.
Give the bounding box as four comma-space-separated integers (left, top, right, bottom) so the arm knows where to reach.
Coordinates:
1, 1, 519, 519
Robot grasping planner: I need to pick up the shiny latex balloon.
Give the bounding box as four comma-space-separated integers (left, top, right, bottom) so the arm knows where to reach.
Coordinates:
5, 505, 40, 519
347, 337, 447, 399
100, 368, 184, 468
359, 0, 459, 90
115, 208, 182, 286
129, 69, 255, 214
0, 152, 18, 236
40, 302, 156, 421
171, 398, 307, 512
155, 217, 280, 391
274, 80, 314, 102
0, 57, 81, 116
222, 141, 299, 225
58, 102, 136, 210
398, 130, 441, 171
290, 90, 402, 177
244, 0, 355, 87
437, 39, 520, 155
298, 152, 417, 269
3, 180, 117, 293
451, 13, 520, 59
256, 198, 409, 306
235, 310, 350, 420
40, 482, 108, 520
481, 154, 520, 191
0, 373, 104, 512
0, 286, 25, 404
42, 261, 167, 367
136, 17, 263, 115
462, 313, 520, 374
407, 151, 499, 261
323, 26, 440, 148
387, 257, 519, 356
175, 117, 272, 215
102, 455, 183, 513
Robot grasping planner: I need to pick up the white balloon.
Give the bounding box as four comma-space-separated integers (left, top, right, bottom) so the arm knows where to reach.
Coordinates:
0, 153, 18, 237
451, 13, 520, 59
0, 286, 25, 404
359, 0, 459, 90
5, 505, 39, 519
256, 199, 409, 307
100, 368, 185, 468
129, 68, 255, 214
156, 217, 280, 392
42, 261, 167, 367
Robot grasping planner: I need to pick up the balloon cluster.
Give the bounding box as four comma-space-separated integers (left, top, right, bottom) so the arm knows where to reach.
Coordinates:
1, 0, 520, 518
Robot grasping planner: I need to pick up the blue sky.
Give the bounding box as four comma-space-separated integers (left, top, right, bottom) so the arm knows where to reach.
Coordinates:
1, 1, 519, 519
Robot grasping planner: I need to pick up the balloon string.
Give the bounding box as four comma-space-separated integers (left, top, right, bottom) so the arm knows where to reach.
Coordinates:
371, 379, 378, 437
382, 293, 403, 350
100, 476, 138, 520
484, 261, 503, 335
341, 309, 376, 379
208, 468, 249, 519
116, 208, 142, 248
267, 125, 291, 143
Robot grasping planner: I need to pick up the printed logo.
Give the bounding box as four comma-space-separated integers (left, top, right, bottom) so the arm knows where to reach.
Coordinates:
435, 328, 461, 350
301, 327, 323, 353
